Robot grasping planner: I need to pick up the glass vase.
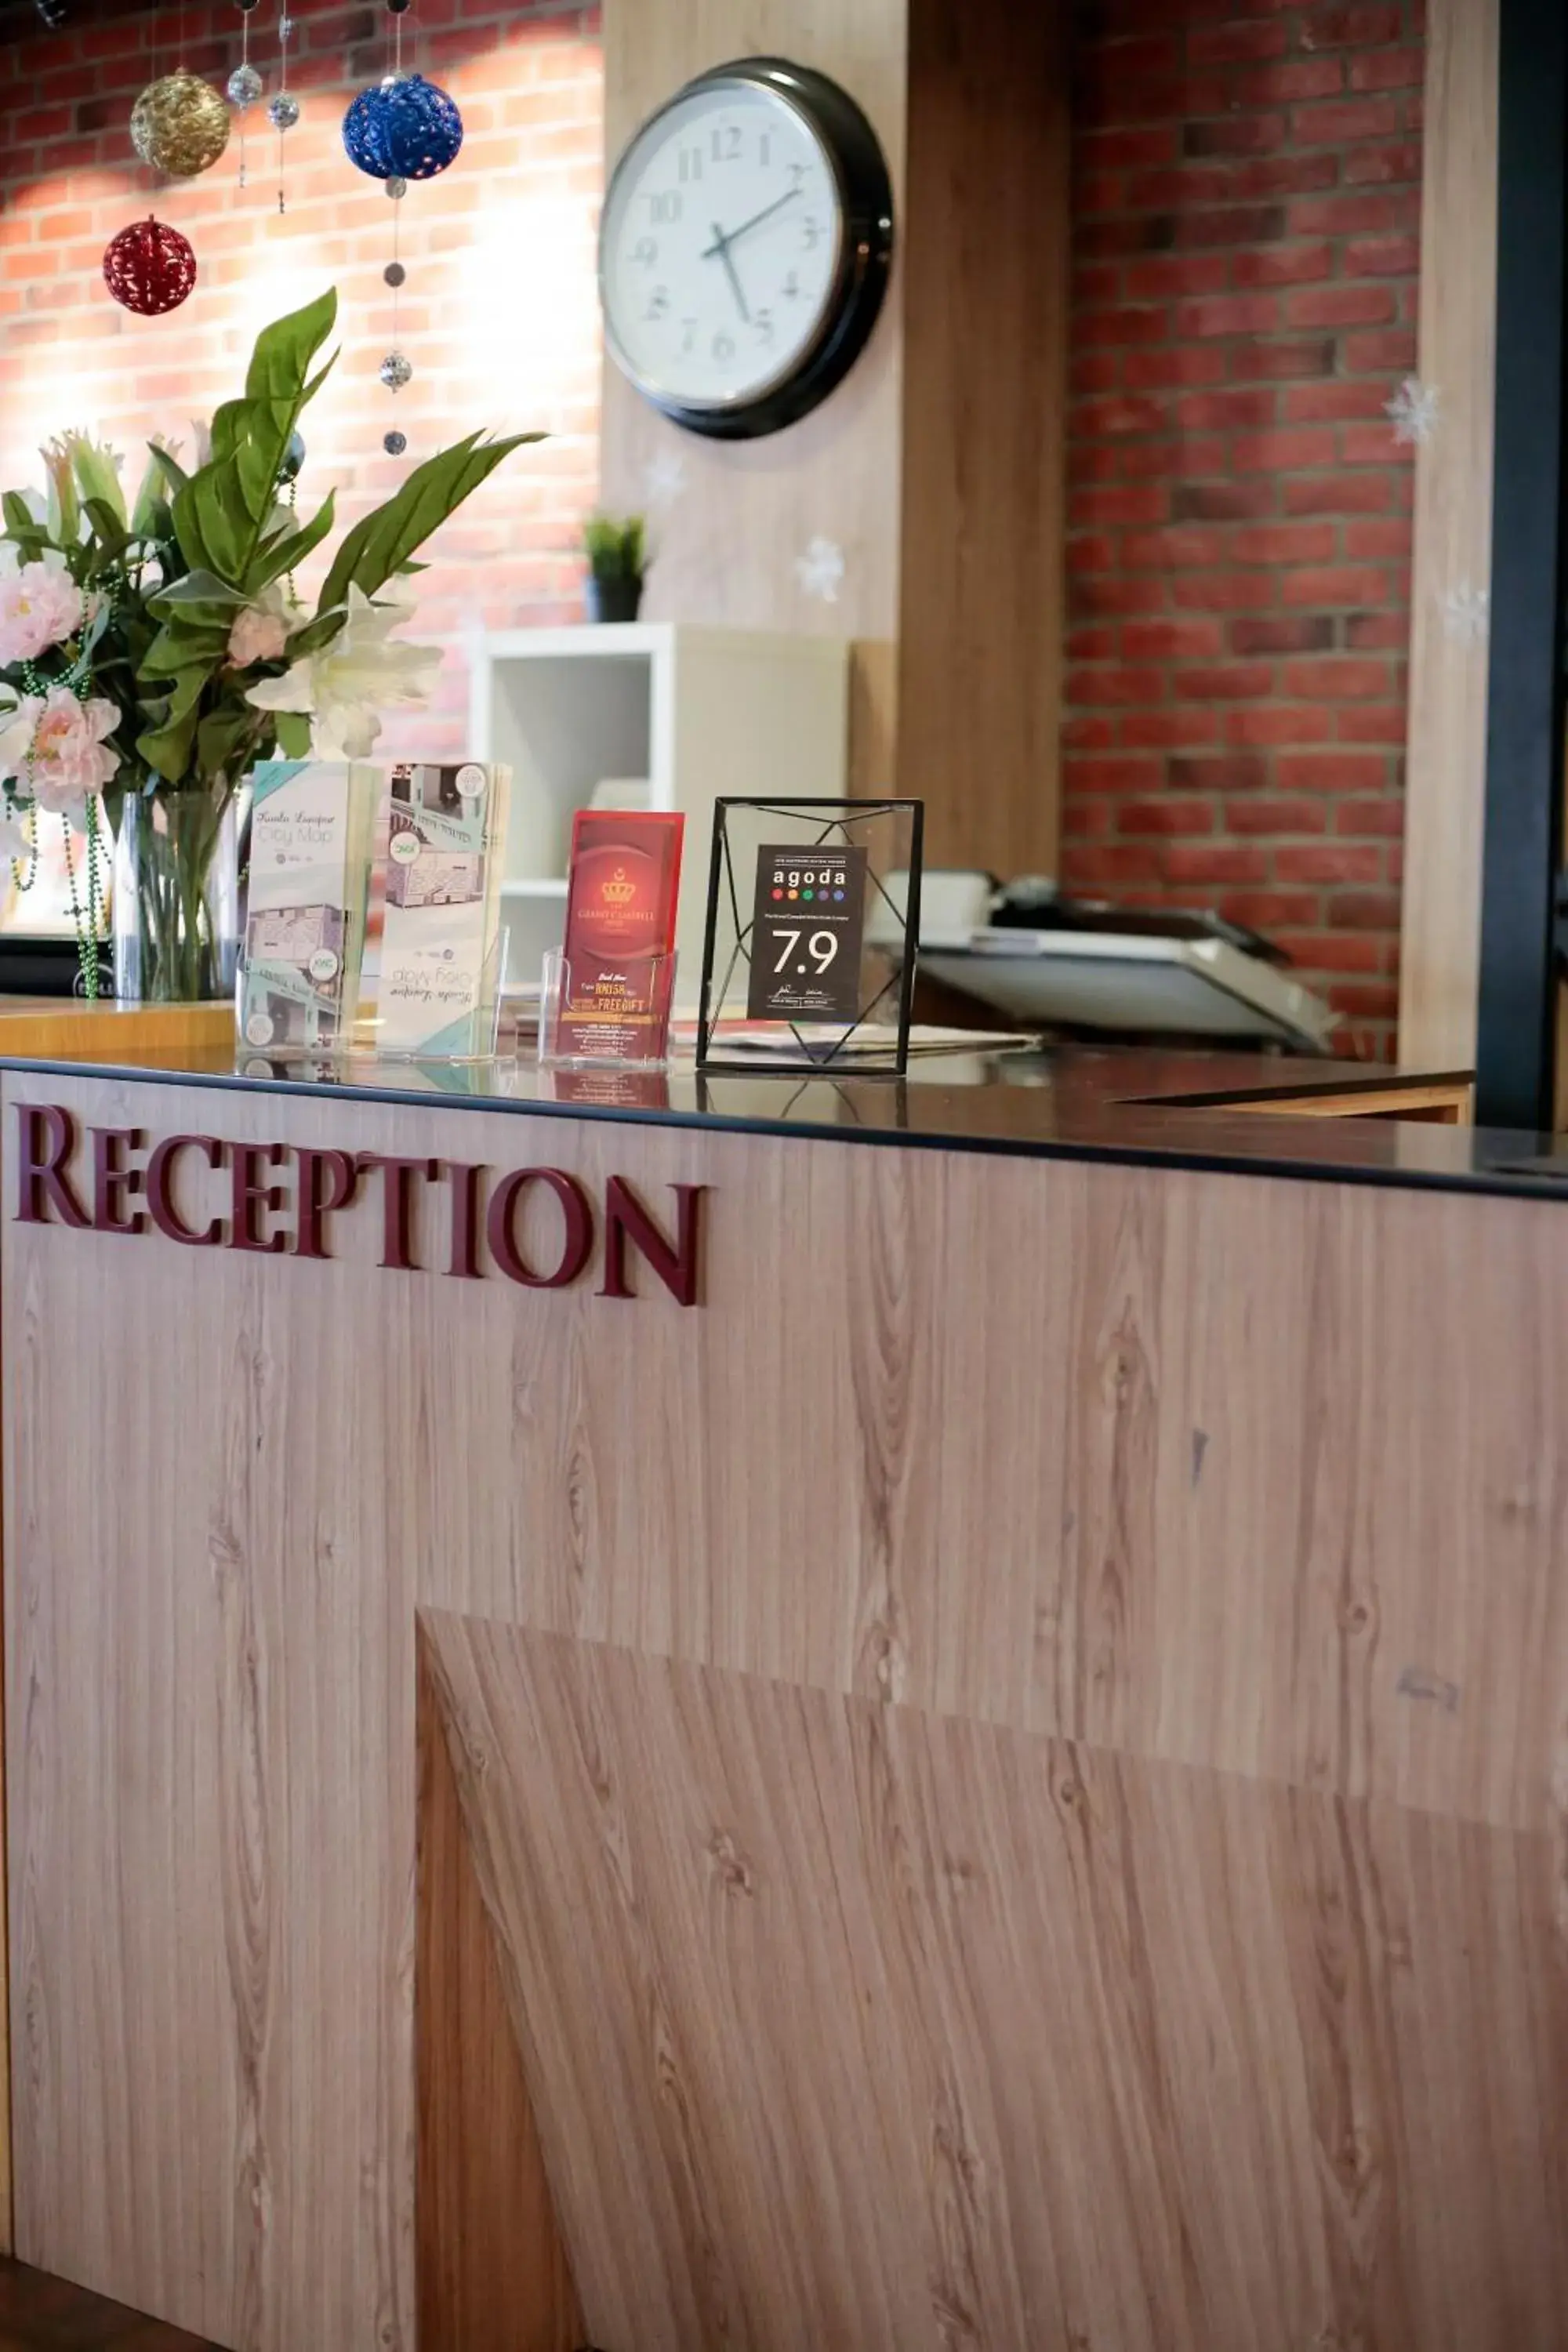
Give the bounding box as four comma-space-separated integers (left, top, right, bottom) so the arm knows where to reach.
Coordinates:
113, 787, 241, 1005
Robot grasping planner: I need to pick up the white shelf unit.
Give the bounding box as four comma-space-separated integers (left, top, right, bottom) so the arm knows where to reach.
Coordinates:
468, 623, 851, 995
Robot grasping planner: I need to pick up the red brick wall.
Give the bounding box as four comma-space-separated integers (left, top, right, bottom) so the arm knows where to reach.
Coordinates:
1065, 0, 1425, 1057
0, 0, 604, 761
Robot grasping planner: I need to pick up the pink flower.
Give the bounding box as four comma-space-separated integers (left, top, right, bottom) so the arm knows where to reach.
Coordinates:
0, 550, 82, 665
3, 689, 119, 824
228, 600, 291, 668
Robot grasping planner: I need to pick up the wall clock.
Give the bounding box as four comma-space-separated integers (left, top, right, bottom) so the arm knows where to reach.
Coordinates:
599, 56, 895, 441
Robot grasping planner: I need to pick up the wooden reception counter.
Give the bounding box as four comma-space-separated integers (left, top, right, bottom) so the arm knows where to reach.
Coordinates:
0, 1032, 1562, 2352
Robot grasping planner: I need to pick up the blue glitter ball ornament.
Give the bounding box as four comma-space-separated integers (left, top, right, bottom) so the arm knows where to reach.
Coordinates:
343, 72, 463, 182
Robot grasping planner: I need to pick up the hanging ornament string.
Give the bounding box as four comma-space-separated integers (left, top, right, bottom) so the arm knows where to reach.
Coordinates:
343, 0, 464, 460
268, 3, 300, 215
109, 0, 217, 309
228, 0, 263, 191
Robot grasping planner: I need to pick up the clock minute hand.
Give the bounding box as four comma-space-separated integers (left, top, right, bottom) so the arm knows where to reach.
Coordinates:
700, 185, 802, 259
708, 222, 752, 324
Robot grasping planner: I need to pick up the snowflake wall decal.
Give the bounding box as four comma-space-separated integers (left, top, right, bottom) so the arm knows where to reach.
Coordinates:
642, 450, 686, 509
1386, 376, 1441, 446
1440, 583, 1490, 646
794, 535, 845, 604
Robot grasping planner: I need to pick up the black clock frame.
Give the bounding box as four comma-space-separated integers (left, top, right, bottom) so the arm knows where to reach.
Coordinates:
600, 56, 896, 442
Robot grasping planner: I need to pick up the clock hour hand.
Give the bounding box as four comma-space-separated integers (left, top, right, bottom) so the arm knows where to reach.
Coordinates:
700, 185, 802, 259
708, 221, 752, 324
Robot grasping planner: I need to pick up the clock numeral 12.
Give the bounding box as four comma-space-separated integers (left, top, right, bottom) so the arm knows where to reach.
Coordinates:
710, 123, 742, 162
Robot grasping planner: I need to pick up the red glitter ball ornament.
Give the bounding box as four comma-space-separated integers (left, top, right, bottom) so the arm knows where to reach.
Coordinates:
103, 216, 197, 316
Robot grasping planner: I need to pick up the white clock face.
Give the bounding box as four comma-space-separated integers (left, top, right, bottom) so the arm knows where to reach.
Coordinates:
601, 77, 845, 416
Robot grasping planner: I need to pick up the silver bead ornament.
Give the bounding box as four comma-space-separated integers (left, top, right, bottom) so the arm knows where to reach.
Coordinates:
384, 430, 408, 456
383, 260, 406, 287
267, 92, 300, 131
386, 176, 407, 200
379, 350, 412, 391
227, 62, 263, 107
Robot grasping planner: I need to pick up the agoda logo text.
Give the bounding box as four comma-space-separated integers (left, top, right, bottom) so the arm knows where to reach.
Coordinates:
13, 1103, 705, 1307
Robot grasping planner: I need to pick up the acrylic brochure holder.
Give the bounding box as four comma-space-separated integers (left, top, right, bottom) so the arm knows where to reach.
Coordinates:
538, 807, 685, 1073
365, 925, 510, 1065
536, 946, 677, 1071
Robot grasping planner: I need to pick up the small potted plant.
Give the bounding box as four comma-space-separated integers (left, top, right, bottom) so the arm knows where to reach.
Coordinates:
583, 513, 647, 624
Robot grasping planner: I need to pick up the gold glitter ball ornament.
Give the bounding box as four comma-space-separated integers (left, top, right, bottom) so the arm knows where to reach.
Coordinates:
129, 71, 231, 180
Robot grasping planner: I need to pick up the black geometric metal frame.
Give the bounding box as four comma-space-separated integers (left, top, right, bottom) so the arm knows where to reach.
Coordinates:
695, 797, 924, 1074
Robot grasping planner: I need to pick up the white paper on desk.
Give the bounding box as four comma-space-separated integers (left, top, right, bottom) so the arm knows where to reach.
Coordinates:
675, 1022, 1038, 1059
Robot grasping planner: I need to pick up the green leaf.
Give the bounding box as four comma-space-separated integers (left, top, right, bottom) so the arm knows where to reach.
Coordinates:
69, 437, 126, 527
136, 662, 207, 779
153, 568, 248, 612
318, 431, 540, 614
236, 290, 338, 522
3, 490, 40, 538
140, 612, 230, 678
146, 441, 191, 498
274, 710, 312, 757
281, 608, 346, 662
195, 703, 258, 782
209, 401, 249, 466
82, 495, 130, 562
132, 446, 184, 537
245, 489, 336, 593
172, 459, 250, 583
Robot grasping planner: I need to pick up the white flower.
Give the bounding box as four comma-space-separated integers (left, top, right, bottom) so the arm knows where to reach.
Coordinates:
0, 545, 82, 664
0, 688, 118, 826
245, 583, 441, 760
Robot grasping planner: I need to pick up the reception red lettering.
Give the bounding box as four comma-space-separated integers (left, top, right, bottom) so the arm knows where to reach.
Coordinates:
486, 1167, 593, 1289
295, 1149, 359, 1262
91, 1127, 147, 1237
601, 1177, 706, 1307
16, 1103, 89, 1229
12, 1107, 707, 1306
147, 1135, 226, 1246
357, 1153, 437, 1271
231, 1142, 288, 1254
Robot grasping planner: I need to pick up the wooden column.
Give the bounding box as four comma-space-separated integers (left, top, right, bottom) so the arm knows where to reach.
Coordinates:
599, 0, 1069, 869
1397, 0, 1501, 1069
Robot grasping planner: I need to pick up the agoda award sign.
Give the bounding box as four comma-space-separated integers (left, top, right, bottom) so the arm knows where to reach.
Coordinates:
697, 797, 923, 1073
745, 844, 868, 1024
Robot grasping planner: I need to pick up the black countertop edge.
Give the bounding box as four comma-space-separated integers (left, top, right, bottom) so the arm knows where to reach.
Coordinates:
0, 1049, 1564, 1206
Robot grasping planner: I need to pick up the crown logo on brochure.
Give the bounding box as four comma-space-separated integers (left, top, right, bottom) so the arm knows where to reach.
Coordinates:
601, 867, 637, 906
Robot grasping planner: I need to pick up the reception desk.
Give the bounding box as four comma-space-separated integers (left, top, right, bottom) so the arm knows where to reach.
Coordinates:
0, 1036, 1562, 2352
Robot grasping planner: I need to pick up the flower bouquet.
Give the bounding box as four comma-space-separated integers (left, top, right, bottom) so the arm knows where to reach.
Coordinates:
0, 288, 535, 1000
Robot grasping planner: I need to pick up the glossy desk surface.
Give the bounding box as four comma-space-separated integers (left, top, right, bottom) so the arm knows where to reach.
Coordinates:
0, 1033, 1543, 1200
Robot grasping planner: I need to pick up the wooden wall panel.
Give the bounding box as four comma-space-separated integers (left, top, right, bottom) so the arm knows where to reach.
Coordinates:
895, 0, 1069, 874
5, 1071, 1568, 2344
600, 0, 908, 644
1397, 0, 1501, 1068
599, 0, 1071, 873
416, 1639, 583, 2352
423, 1613, 1568, 2352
